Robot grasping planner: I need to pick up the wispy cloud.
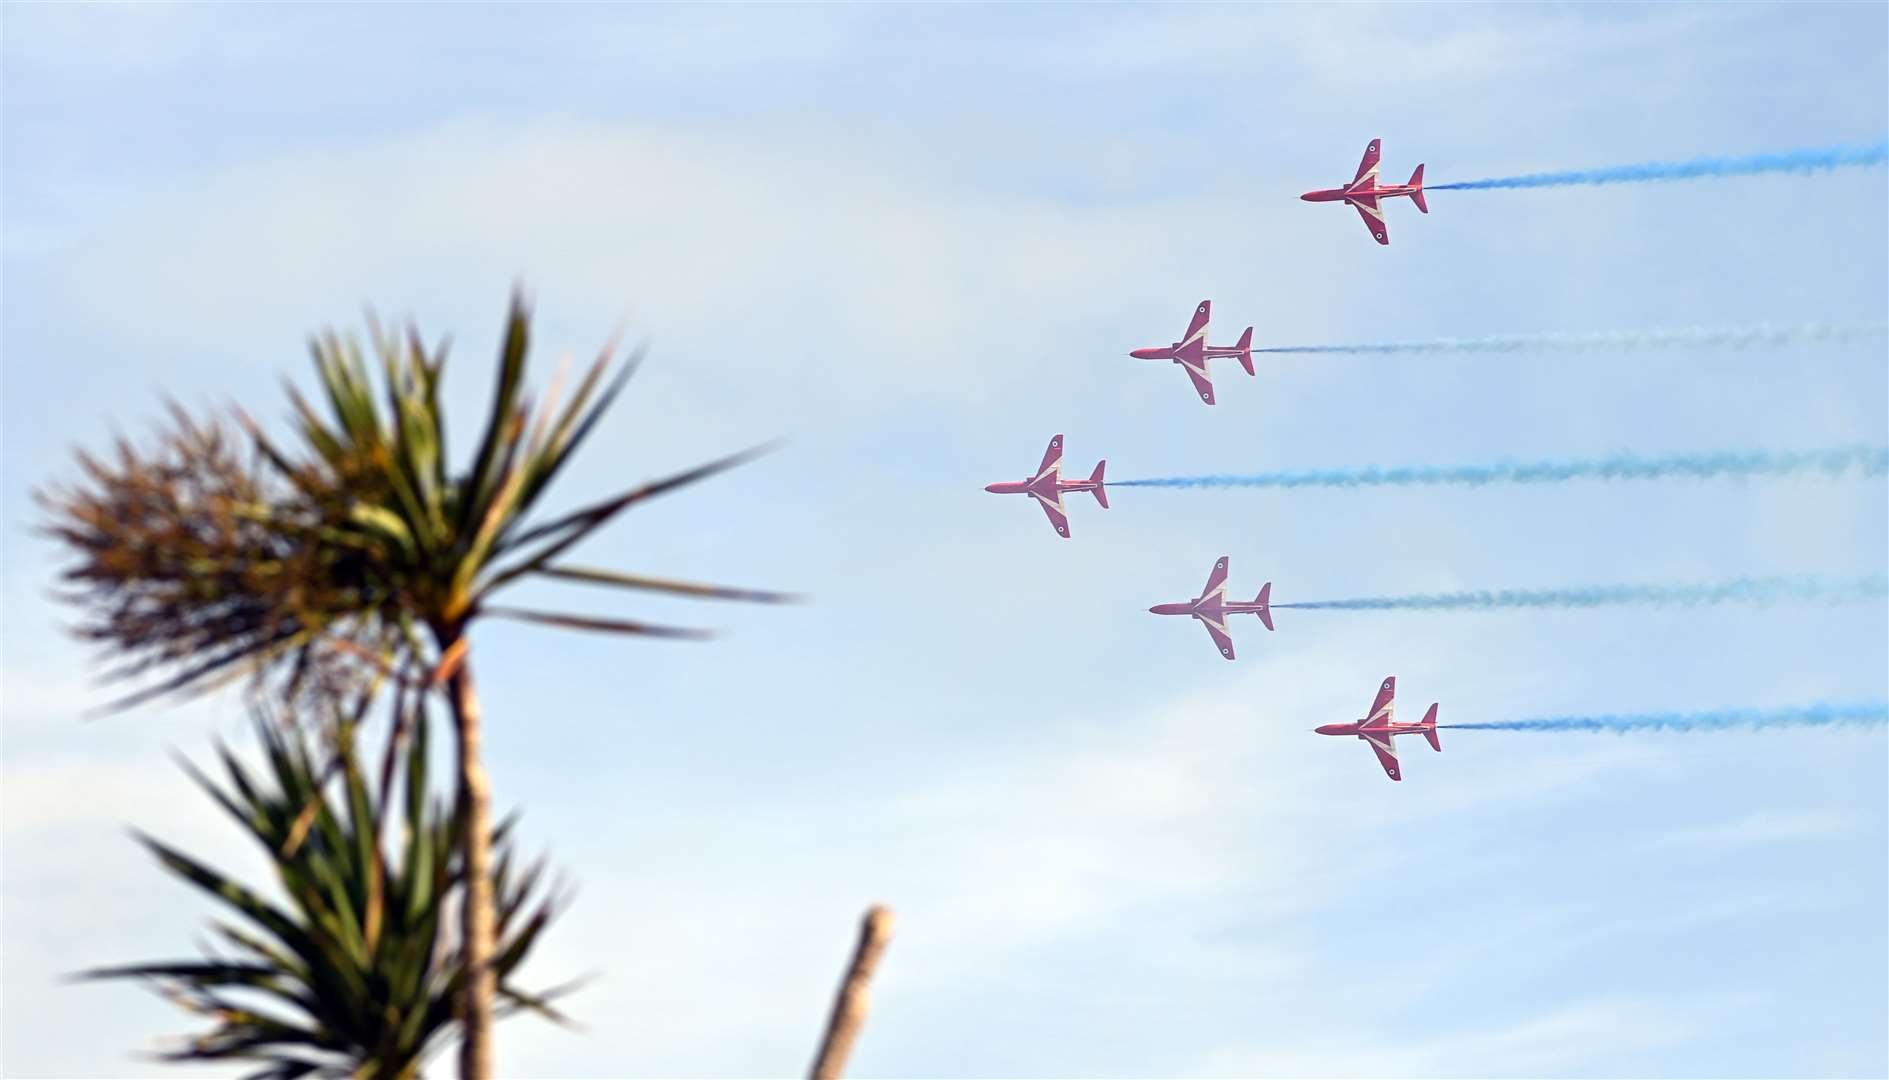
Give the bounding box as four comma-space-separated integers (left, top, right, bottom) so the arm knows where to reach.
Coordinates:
1645, 809, 1857, 853
1199, 994, 1755, 1078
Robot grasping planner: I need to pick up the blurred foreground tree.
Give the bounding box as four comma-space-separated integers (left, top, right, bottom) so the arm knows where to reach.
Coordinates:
42, 290, 793, 1077
85, 700, 571, 1079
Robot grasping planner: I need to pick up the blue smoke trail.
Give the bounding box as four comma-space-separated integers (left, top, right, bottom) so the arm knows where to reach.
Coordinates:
1275, 575, 1888, 613
1429, 139, 1888, 192
1254, 322, 1887, 356
1439, 702, 1888, 733
1106, 446, 1888, 490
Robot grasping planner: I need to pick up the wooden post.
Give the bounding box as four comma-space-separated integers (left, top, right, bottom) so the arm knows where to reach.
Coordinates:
809, 905, 895, 1080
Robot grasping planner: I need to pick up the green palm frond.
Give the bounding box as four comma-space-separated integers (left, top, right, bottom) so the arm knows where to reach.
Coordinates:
40, 289, 791, 703
85, 701, 573, 1079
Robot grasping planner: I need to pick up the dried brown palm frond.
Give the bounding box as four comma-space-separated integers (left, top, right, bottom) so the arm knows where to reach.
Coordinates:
38, 402, 393, 710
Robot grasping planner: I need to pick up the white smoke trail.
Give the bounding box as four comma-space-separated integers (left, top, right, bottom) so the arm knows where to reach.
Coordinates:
1275, 575, 1888, 613
1107, 446, 1889, 490
1254, 322, 1886, 356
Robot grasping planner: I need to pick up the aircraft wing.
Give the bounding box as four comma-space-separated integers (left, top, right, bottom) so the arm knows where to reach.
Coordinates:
1367, 677, 1395, 725
1365, 734, 1402, 781
1350, 139, 1382, 187
1179, 358, 1215, 404
1035, 434, 1065, 479
1351, 195, 1389, 244
1032, 492, 1071, 538
1182, 300, 1211, 345
1195, 613, 1236, 660
1175, 300, 1211, 366
1199, 556, 1230, 603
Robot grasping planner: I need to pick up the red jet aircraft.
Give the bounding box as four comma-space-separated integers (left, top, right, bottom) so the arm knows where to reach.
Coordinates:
1316, 676, 1441, 781
984, 434, 1106, 538
1301, 139, 1427, 245
1129, 300, 1255, 405
1148, 555, 1273, 660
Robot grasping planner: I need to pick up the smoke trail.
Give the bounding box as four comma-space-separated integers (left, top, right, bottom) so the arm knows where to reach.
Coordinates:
1429, 139, 1888, 192
1439, 702, 1888, 734
1254, 322, 1887, 356
1107, 445, 1888, 490
1275, 574, 1888, 613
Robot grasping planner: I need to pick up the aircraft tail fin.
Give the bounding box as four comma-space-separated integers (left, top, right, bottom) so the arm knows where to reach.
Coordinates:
1409, 164, 1428, 213
1421, 702, 1441, 751
1088, 460, 1108, 508
1234, 326, 1255, 376
1256, 582, 1274, 631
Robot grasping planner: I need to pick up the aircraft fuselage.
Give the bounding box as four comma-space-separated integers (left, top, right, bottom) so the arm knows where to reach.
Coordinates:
1147, 597, 1270, 618
1300, 182, 1422, 204
983, 475, 1101, 498
1130, 343, 1254, 362
1316, 720, 1432, 738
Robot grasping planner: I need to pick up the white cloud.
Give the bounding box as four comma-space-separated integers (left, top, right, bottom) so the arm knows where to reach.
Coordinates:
40, 116, 1238, 368
1646, 808, 1857, 853
461, 635, 1686, 1075
1, 739, 278, 1079
1200, 994, 1752, 1078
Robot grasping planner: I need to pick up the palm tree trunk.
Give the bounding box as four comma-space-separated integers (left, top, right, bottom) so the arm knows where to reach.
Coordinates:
445, 653, 495, 1080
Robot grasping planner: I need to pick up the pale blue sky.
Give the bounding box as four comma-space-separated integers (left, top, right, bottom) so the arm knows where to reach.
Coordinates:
3, 4, 1886, 1077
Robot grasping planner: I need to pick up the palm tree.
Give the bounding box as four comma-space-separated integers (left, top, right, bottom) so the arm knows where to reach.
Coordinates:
43, 290, 792, 1077
87, 697, 572, 1079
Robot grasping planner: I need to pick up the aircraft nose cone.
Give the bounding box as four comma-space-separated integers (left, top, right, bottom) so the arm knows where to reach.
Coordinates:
983, 483, 1001, 493
1299, 192, 1316, 201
